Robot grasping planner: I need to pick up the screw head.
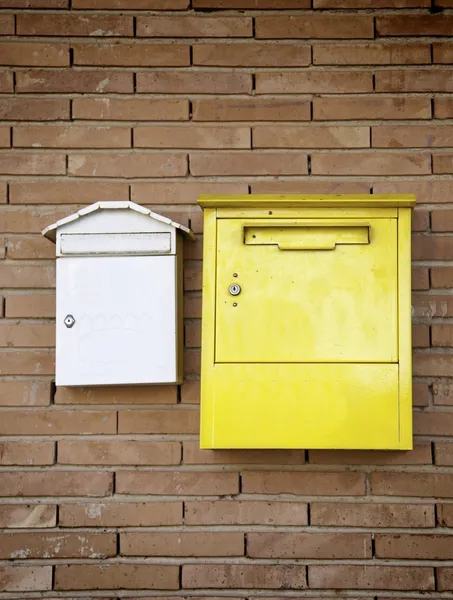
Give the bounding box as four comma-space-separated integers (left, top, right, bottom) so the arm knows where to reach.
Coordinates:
64, 314, 75, 328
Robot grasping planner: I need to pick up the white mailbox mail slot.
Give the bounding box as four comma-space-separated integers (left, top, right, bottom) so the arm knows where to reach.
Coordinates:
43, 201, 194, 387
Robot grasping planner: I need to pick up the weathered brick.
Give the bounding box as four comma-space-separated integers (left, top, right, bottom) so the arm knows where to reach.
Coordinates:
0, 153, 65, 175
190, 152, 308, 176
432, 267, 453, 288
314, 43, 430, 65
0, 442, 54, 466
7, 235, 55, 260
254, 126, 369, 149
435, 442, 453, 465
435, 97, 453, 118
68, 153, 187, 178
0, 42, 69, 66
0, 471, 113, 497
0, 181, 6, 203
378, 70, 453, 92
14, 125, 131, 149
432, 324, 453, 347
118, 409, 198, 434
434, 382, 453, 405
17, 13, 132, 36
312, 152, 430, 176
0, 566, 52, 592
184, 441, 306, 465
412, 210, 429, 232
137, 71, 252, 94
0, 350, 55, 374
116, 471, 239, 495
0, 126, 10, 146
414, 353, 453, 377
413, 382, 430, 406
137, 16, 252, 37
184, 295, 201, 318
0, 381, 50, 406
439, 569, 453, 591
377, 14, 453, 35
185, 500, 308, 525
0, 95, 68, 122
181, 380, 200, 403
4, 208, 73, 234
74, 43, 190, 66
248, 532, 371, 558
0, 410, 115, 435
412, 293, 453, 318
73, 0, 188, 6
242, 471, 365, 495
0, 14, 14, 34
185, 322, 201, 347
0, 504, 56, 529
193, 98, 310, 121
55, 385, 177, 404
55, 565, 179, 591
0, 0, 67, 5
315, 0, 429, 5
60, 502, 182, 527
183, 565, 307, 589
438, 504, 453, 526
132, 182, 247, 205
134, 125, 250, 149
16, 69, 133, 93
193, 0, 310, 6
314, 97, 430, 120
184, 267, 202, 291
434, 154, 453, 174
432, 210, 453, 232
309, 566, 434, 590
434, 44, 453, 64
372, 471, 453, 497
193, 43, 310, 67
58, 440, 181, 465
374, 180, 453, 203
311, 502, 434, 527
0, 532, 116, 559
122, 532, 244, 556
373, 125, 453, 148
0, 71, 13, 92
73, 97, 188, 121
257, 15, 373, 38
256, 71, 372, 94
251, 181, 371, 194
413, 235, 453, 260
309, 442, 432, 465
413, 324, 430, 347
414, 411, 453, 436
10, 181, 128, 204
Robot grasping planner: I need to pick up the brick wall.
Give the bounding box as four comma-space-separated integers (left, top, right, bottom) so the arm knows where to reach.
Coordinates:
0, 0, 452, 596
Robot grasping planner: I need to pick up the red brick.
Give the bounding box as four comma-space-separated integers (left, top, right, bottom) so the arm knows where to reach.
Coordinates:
116, 471, 239, 495
256, 15, 373, 38
190, 152, 308, 176
434, 44, 453, 64
0, 42, 69, 66
412, 293, 453, 318
433, 382, 453, 405
68, 153, 187, 178
256, 71, 372, 93
0, 182, 6, 203
185, 500, 308, 525
0, 471, 113, 497
248, 532, 371, 559
432, 324, 453, 347
0, 127, 10, 149
6, 295, 55, 318
193, 98, 310, 121
373, 125, 453, 148
414, 411, 453, 435
0, 98, 69, 121
413, 235, 453, 260
184, 295, 201, 318
432, 267, 453, 288
412, 210, 429, 232
377, 70, 453, 92
0, 441, 54, 466
254, 126, 369, 149
412, 265, 429, 290
193, 43, 310, 67
438, 569, 453, 590
314, 97, 430, 120
14, 125, 131, 149
184, 267, 202, 291
194, 0, 310, 6
17, 13, 132, 36
438, 504, 453, 525
0, 410, 115, 435
7, 236, 56, 260
58, 440, 180, 465
55, 385, 177, 404
312, 152, 430, 176
413, 382, 430, 406
0, 0, 67, 5
315, 0, 428, 5
132, 182, 247, 205
0, 504, 56, 528
60, 502, 182, 527
309, 442, 432, 465
0, 381, 50, 406
414, 353, 453, 377
372, 471, 453, 497
377, 533, 453, 559
4, 208, 74, 233
73, 97, 188, 121
251, 181, 371, 194
10, 181, 128, 204
134, 125, 250, 149
242, 471, 365, 495
377, 14, 453, 35
413, 324, 430, 347
309, 566, 434, 590
137, 16, 252, 37
183, 565, 307, 589
185, 323, 201, 347
311, 502, 434, 527
73, 0, 188, 6
0, 153, 65, 175
436, 97, 453, 118
0, 71, 13, 92
0, 532, 115, 559
432, 210, 453, 232
435, 442, 453, 465
434, 154, 453, 174
74, 43, 189, 66
374, 180, 453, 203
16, 69, 133, 94
184, 441, 306, 465
0, 350, 54, 375
0, 566, 51, 592
137, 71, 252, 94
314, 43, 430, 65
0, 14, 14, 34
118, 409, 198, 434
122, 532, 244, 556
55, 565, 179, 591
181, 380, 200, 404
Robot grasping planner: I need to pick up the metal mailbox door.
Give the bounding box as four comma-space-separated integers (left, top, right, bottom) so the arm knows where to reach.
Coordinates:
215, 218, 398, 363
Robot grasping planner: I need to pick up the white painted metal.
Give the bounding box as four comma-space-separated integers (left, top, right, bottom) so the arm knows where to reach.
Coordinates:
60, 232, 172, 255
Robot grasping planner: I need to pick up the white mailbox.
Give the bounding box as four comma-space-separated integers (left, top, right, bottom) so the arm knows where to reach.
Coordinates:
43, 201, 194, 387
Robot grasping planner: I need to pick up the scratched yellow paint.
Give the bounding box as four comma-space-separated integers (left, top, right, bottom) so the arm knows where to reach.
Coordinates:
198, 195, 415, 450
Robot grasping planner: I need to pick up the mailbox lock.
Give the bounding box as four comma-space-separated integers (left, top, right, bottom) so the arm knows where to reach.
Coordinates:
64, 314, 75, 328
229, 283, 241, 296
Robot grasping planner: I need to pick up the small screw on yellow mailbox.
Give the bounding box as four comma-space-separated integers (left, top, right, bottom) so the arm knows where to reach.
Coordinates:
198, 194, 416, 450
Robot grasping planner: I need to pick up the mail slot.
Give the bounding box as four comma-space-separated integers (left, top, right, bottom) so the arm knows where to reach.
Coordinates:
199, 194, 415, 450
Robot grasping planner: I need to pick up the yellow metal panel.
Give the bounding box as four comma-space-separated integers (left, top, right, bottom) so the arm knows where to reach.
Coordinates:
215, 217, 398, 363
203, 363, 399, 449
218, 208, 398, 219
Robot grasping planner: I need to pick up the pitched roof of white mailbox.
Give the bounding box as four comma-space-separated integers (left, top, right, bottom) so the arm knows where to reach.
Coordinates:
42, 201, 195, 242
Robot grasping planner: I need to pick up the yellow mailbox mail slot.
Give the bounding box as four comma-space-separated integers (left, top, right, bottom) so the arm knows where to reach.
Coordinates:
199, 195, 415, 450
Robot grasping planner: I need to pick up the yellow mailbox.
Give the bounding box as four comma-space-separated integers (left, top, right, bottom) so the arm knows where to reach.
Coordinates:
198, 194, 415, 450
